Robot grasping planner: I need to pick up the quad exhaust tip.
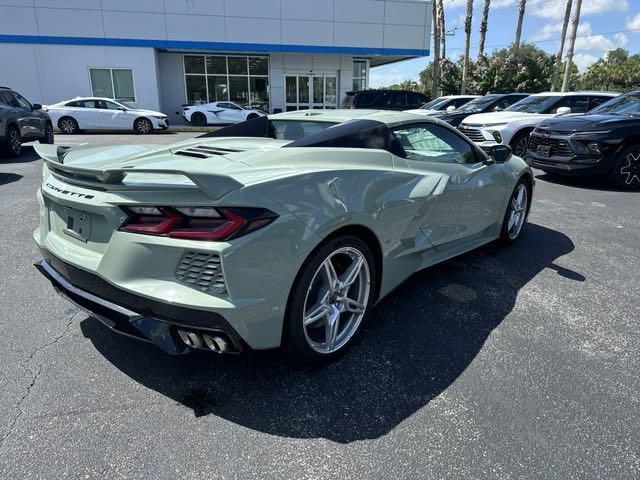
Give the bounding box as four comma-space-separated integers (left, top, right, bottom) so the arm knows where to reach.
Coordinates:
177, 329, 229, 354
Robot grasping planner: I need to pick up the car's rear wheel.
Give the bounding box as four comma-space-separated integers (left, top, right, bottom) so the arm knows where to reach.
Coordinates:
3, 125, 21, 157
246, 113, 259, 120
58, 117, 78, 134
510, 131, 531, 161
610, 145, 640, 190
134, 117, 153, 134
285, 235, 376, 364
40, 122, 54, 144
500, 180, 530, 243
191, 112, 207, 126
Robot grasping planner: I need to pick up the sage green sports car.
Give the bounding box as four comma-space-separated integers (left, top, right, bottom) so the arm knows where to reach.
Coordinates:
34, 110, 533, 363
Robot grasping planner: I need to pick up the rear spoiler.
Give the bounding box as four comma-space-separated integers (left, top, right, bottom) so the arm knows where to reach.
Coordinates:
34, 144, 243, 200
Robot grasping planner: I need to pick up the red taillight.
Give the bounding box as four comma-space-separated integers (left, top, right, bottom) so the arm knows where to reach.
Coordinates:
120, 206, 277, 241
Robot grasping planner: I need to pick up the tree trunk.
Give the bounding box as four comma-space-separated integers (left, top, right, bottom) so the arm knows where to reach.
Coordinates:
461, 0, 473, 94
562, 0, 582, 92
431, 1, 441, 98
551, 0, 572, 91
478, 0, 491, 60
513, 0, 527, 58
437, 0, 446, 58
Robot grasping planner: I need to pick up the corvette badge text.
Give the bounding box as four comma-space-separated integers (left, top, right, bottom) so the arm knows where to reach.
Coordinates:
45, 182, 95, 199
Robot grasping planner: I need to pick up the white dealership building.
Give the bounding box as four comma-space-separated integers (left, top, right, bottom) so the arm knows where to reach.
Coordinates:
0, 0, 431, 122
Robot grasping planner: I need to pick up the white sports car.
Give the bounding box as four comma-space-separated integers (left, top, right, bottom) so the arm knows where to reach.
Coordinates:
182, 101, 266, 126
46, 97, 168, 134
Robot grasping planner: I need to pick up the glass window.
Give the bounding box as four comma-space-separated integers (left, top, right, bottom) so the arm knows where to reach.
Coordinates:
186, 76, 207, 104
249, 77, 269, 110
590, 93, 640, 114
352, 60, 368, 91
112, 69, 134, 101
271, 120, 337, 140
207, 76, 228, 102
553, 96, 590, 113
286, 76, 297, 103
11, 92, 32, 109
249, 57, 268, 75
184, 56, 205, 74
392, 124, 476, 164
506, 96, 560, 113
298, 77, 310, 104
325, 77, 337, 106
206, 56, 226, 75
229, 76, 249, 106
228, 57, 247, 75
90, 69, 114, 98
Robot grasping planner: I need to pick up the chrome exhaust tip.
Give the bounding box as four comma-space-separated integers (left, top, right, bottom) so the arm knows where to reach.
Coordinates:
177, 329, 203, 348
202, 334, 228, 354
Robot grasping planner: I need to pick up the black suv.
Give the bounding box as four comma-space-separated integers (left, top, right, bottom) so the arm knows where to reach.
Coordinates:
528, 90, 640, 189
342, 89, 429, 110
432, 93, 530, 127
0, 86, 54, 157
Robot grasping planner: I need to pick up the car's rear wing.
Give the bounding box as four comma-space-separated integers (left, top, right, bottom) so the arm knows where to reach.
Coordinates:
34, 144, 244, 200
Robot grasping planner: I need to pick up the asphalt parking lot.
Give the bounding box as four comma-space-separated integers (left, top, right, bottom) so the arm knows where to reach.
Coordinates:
0, 133, 638, 479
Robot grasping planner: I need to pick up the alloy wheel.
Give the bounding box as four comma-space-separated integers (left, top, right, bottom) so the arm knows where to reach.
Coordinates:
302, 247, 371, 354
59, 118, 77, 134
507, 183, 528, 240
619, 151, 640, 188
136, 118, 152, 134
513, 135, 529, 160
8, 128, 21, 155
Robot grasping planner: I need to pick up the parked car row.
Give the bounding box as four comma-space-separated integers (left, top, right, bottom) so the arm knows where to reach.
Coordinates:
401, 89, 638, 189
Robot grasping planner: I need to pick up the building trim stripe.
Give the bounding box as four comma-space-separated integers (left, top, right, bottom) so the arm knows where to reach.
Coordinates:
0, 34, 429, 56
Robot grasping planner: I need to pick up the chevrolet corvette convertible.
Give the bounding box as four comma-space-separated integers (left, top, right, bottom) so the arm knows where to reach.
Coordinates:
34, 111, 533, 363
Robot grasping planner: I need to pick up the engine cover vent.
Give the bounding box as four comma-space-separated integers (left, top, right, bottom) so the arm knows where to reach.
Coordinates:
175, 251, 227, 294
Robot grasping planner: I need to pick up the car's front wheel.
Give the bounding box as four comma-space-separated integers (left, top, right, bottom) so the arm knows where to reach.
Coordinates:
610, 145, 640, 190
285, 235, 376, 364
58, 117, 78, 134
40, 122, 54, 144
191, 112, 207, 126
510, 131, 531, 161
500, 180, 530, 243
134, 117, 153, 134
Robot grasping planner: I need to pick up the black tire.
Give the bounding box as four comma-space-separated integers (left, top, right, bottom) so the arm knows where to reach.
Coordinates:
2, 125, 21, 157
510, 131, 531, 161
134, 117, 153, 134
39, 122, 54, 144
609, 145, 640, 190
246, 113, 259, 120
191, 112, 207, 126
499, 179, 531, 244
284, 235, 376, 364
58, 117, 78, 134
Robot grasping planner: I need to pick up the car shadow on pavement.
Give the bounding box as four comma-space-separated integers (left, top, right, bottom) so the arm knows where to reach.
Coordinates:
0, 173, 22, 186
79, 223, 584, 443
0, 146, 40, 164
536, 172, 640, 193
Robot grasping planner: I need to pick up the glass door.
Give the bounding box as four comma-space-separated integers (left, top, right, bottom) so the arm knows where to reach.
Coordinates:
285, 75, 338, 111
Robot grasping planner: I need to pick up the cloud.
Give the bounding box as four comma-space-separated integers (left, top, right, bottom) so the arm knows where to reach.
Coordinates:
529, 0, 628, 20
573, 53, 599, 72
531, 21, 628, 55
626, 12, 640, 30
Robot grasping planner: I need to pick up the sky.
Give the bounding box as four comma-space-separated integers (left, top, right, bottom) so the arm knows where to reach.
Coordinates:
371, 0, 640, 87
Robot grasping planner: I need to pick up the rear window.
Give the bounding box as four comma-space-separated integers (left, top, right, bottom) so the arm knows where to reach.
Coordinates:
271, 120, 337, 140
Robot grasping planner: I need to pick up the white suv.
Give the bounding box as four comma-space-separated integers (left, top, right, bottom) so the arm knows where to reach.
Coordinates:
458, 91, 618, 158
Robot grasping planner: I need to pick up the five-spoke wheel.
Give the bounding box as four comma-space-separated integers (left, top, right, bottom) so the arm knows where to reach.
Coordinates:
286, 236, 375, 363
500, 180, 530, 243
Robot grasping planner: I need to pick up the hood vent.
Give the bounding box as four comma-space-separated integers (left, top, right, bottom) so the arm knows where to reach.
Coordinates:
173, 145, 243, 159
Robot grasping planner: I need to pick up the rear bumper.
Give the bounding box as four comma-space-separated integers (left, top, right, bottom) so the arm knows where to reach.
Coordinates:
35, 253, 244, 355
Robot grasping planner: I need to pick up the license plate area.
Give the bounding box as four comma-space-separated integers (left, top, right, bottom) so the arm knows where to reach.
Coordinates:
62, 206, 92, 242
536, 144, 551, 157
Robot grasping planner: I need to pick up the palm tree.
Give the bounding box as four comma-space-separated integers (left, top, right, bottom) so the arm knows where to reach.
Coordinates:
561, 0, 582, 91
551, 0, 572, 91
431, 1, 441, 98
478, 0, 491, 60
461, 0, 473, 94
513, 0, 527, 58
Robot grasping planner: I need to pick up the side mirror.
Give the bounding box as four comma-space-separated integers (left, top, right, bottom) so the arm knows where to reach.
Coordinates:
493, 106, 503, 112
117, 106, 126, 111
446, 105, 456, 112
556, 106, 571, 115
33, 103, 42, 110
485, 144, 512, 164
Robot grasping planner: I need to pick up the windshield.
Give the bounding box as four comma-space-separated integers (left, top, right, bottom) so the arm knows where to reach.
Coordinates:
589, 93, 640, 115
270, 120, 338, 140
506, 96, 560, 113
420, 98, 449, 110
457, 95, 500, 113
